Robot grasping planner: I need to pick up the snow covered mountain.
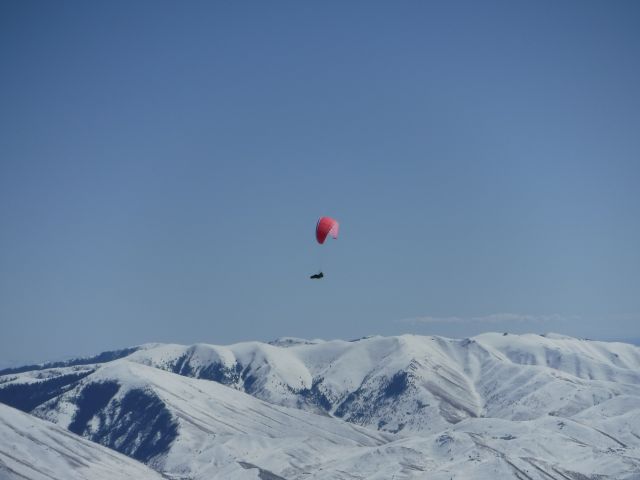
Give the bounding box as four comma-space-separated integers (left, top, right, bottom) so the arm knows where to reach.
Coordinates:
123, 332, 640, 434
31, 360, 392, 479
0, 402, 163, 480
1, 333, 639, 479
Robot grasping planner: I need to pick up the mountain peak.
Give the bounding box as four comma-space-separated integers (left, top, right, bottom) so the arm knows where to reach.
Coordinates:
268, 336, 325, 347
3, 333, 640, 479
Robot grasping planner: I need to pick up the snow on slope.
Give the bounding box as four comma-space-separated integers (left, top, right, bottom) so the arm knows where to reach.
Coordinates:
122, 335, 485, 432
0, 402, 163, 480
2, 332, 640, 479
32, 360, 392, 479
122, 333, 640, 434
25, 358, 640, 479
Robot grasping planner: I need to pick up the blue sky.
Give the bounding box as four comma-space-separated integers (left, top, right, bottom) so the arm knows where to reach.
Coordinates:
1, 1, 639, 365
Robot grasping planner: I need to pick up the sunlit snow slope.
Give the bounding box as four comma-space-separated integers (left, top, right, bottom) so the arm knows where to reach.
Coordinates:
1, 333, 639, 479
0, 402, 163, 480
124, 333, 640, 434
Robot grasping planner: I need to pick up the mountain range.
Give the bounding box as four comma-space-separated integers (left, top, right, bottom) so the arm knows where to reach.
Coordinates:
1, 332, 639, 479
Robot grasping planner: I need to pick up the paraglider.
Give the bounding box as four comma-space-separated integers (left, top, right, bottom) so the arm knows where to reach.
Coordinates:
311, 216, 339, 279
315, 216, 339, 245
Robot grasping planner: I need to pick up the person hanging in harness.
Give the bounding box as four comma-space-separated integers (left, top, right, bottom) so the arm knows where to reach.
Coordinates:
309, 272, 324, 279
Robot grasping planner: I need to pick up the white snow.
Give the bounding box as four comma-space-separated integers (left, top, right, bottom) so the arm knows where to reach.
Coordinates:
3, 332, 640, 479
0, 403, 163, 480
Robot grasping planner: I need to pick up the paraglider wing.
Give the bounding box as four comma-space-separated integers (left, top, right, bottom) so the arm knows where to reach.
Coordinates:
316, 217, 339, 244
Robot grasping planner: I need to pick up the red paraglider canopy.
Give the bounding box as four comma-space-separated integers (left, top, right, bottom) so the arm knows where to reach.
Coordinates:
316, 216, 339, 244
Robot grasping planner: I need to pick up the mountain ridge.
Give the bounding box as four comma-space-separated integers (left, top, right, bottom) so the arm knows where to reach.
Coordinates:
1, 332, 639, 479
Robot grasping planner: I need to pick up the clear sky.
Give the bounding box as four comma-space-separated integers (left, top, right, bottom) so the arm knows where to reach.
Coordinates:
1, 1, 639, 365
